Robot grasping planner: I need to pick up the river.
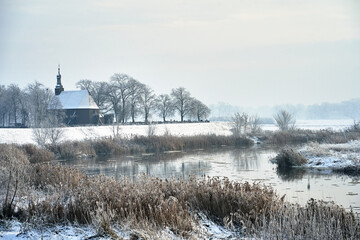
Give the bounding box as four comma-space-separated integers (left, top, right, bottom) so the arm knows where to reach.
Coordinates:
61, 146, 360, 213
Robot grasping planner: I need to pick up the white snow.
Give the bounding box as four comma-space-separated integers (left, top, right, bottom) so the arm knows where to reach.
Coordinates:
0, 218, 240, 239
49, 90, 99, 109
262, 119, 354, 131
300, 140, 360, 169
0, 119, 354, 145
0, 122, 233, 145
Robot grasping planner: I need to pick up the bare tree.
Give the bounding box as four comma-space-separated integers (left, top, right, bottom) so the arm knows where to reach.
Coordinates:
242, 112, 250, 134
171, 87, 193, 122
32, 118, 64, 147
128, 81, 144, 123
147, 122, 157, 137
0, 85, 10, 126
33, 100, 65, 148
231, 112, 243, 137
76, 80, 110, 113
274, 110, 296, 131
26, 82, 53, 127
139, 85, 156, 124
231, 112, 255, 136
190, 99, 210, 121
7, 84, 21, 126
110, 73, 139, 123
106, 82, 122, 123
249, 115, 262, 134
156, 94, 174, 122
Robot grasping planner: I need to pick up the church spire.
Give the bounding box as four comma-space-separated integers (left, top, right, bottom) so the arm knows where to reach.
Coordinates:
55, 65, 64, 95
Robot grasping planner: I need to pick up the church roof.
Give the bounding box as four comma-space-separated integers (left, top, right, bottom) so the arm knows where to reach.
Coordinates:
49, 90, 99, 110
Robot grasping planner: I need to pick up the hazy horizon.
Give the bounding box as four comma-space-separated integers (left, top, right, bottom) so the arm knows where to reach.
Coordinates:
1, 0, 360, 107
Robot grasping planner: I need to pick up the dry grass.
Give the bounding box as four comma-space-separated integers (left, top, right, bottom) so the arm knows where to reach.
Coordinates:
0, 151, 359, 238
264, 128, 360, 146
1, 133, 360, 238
19, 144, 54, 163
91, 138, 126, 156
36, 135, 254, 160
133, 135, 253, 153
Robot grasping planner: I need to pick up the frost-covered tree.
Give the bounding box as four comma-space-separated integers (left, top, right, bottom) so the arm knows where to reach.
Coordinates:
0, 85, 10, 126
231, 112, 259, 136
232, 112, 243, 136
156, 94, 174, 122
171, 87, 193, 122
7, 84, 22, 126
139, 85, 156, 124
128, 80, 144, 123
274, 110, 296, 131
26, 82, 53, 127
249, 115, 262, 134
110, 73, 140, 123
190, 99, 210, 121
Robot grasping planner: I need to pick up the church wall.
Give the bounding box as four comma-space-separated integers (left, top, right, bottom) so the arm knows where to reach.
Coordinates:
64, 109, 100, 125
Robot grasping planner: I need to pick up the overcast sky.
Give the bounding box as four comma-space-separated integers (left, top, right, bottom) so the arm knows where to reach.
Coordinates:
1, 0, 359, 107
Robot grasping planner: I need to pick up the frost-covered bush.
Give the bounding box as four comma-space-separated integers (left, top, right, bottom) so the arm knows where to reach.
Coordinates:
273, 148, 307, 168
0, 144, 30, 218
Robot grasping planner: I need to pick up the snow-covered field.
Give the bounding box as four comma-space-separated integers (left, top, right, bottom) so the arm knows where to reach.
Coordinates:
300, 140, 360, 170
0, 119, 355, 145
0, 122, 233, 145
262, 119, 354, 131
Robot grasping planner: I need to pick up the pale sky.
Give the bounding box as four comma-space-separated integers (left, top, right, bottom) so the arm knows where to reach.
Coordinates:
1, 0, 360, 107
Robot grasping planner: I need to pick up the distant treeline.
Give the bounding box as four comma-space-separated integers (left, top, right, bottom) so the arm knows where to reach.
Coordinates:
210, 98, 360, 121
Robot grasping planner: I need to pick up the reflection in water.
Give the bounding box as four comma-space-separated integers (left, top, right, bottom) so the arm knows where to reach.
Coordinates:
276, 166, 306, 181
231, 148, 260, 171
62, 147, 360, 213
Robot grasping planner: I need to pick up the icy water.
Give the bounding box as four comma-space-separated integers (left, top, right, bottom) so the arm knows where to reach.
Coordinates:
61, 146, 360, 213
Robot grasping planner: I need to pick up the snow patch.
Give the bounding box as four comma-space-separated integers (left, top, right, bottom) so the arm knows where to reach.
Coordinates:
300, 140, 360, 169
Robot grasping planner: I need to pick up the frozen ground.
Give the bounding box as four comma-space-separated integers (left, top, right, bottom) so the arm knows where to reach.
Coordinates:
300, 140, 360, 169
0, 119, 354, 145
0, 214, 239, 240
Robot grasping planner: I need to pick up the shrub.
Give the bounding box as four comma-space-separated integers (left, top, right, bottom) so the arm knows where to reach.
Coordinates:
273, 110, 296, 131
92, 138, 125, 156
273, 148, 307, 168
55, 141, 79, 159
20, 144, 54, 163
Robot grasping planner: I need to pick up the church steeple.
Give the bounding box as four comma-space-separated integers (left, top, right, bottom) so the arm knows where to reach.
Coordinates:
55, 65, 64, 95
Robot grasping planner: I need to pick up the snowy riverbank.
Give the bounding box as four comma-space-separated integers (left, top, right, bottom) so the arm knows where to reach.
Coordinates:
300, 140, 360, 172
0, 119, 355, 145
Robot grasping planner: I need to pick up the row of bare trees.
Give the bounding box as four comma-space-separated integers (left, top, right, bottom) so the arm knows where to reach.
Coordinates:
0, 82, 54, 127
76, 73, 210, 124
0, 73, 210, 127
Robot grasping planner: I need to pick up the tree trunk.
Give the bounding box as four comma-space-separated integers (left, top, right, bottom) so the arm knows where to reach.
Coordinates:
145, 110, 148, 124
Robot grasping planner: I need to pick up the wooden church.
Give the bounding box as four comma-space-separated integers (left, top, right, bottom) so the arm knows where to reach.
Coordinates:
49, 66, 100, 125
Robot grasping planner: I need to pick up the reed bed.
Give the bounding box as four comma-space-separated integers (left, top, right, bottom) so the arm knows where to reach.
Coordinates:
263, 128, 360, 146
45, 135, 253, 159
0, 145, 359, 239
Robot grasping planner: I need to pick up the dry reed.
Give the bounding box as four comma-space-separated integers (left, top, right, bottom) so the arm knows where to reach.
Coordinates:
0, 154, 358, 238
